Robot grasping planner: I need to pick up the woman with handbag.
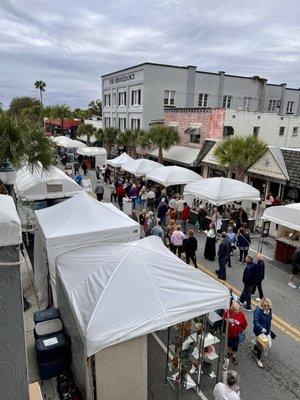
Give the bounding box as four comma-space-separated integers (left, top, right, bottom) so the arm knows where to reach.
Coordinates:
253, 297, 273, 368
224, 302, 247, 365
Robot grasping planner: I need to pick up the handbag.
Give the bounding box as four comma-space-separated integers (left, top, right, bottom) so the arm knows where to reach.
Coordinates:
238, 332, 246, 344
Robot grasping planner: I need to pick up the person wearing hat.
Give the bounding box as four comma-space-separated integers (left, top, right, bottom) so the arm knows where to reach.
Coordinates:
216, 232, 231, 281
213, 370, 241, 399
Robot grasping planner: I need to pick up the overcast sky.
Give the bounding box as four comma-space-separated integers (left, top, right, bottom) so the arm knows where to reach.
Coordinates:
1, 0, 299, 109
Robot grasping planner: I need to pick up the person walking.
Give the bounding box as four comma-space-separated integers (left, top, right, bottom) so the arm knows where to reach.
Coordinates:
74, 172, 83, 186
145, 211, 155, 236
184, 229, 198, 268
253, 297, 273, 368
177, 195, 185, 220
139, 209, 146, 238
104, 165, 111, 183
166, 219, 176, 250
238, 255, 257, 311
216, 232, 231, 280
151, 220, 164, 240
197, 205, 207, 231
213, 370, 241, 399
147, 188, 156, 212
170, 225, 185, 258
226, 226, 237, 268
181, 202, 190, 234
204, 223, 217, 261
157, 198, 168, 226
236, 208, 248, 230
94, 180, 105, 201
251, 253, 265, 300
224, 302, 247, 365
139, 186, 148, 210
108, 182, 117, 202
82, 161, 88, 176
73, 161, 80, 175
116, 183, 126, 210
288, 247, 300, 288
237, 227, 251, 264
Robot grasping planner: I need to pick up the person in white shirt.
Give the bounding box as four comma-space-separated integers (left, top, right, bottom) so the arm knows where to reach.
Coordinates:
213, 370, 241, 400
176, 195, 185, 219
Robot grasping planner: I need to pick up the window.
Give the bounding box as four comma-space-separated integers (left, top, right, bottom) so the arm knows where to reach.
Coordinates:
223, 126, 234, 137
292, 127, 299, 136
112, 118, 116, 128
131, 89, 141, 106
190, 130, 201, 144
104, 117, 111, 128
198, 93, 209, 107
164, 90, 175, 106
131, 118, 141, 130
243, 97, 252, 110
286, 101, 294, 114
279, 126, 285, 136
118, 92, 127, 106
104, 93, 110, 107
253, 126, 260, 137
268, 99, 280, 112
222, 95, 232, 109
112, 92, 116, 107
119, 118, 126, 132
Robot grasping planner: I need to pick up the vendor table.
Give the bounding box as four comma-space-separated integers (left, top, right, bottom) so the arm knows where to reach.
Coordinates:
275, 238, 300, 264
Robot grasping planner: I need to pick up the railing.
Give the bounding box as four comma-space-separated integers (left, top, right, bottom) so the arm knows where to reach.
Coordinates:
164, 107, 216, 114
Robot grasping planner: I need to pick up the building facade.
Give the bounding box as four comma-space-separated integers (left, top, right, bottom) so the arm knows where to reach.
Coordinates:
101, 62, 300, 131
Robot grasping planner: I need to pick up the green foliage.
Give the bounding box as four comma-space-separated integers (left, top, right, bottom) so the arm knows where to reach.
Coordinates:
117, 129, 145, 158
214, 135, 268, 180
76, 123, 97, 146
44, 104, 73, 120
34, 81, 46, 104
73, 108, 90, 119
97, 127, 119, 157
140, 124, 180, 163
9, 97, 41, 117
0, 113, 55, 170
88, 100, 102, 116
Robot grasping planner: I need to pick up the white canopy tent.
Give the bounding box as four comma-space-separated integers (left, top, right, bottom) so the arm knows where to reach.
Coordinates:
262, 203, 300, 231
121, 158, 161, 177
15, 164, 83, 201
34, 192, 140, 305
107, 152, 134, 168
146, 165, 203, 187
56, 236, 230, 397
184, 177, 261, 206
0, 195, 22, 246
51, 136, 86, 149
76, 146, 107, 169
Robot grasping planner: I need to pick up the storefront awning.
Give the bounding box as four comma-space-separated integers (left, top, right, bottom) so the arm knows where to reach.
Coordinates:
148, 145, 200, 166
247, 147, 289, 182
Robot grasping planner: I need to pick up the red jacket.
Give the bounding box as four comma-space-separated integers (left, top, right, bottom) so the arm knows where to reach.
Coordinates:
116, 186, 125, 197
224, 309, 247, 339
181, 206, 190, 221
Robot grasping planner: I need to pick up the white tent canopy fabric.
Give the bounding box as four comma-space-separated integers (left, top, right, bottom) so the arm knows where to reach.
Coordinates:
56, 236, 230, 356
15, 164, 83, 201
184, 177, 261, 206
0, 195, 22, 246
51, 136, 86, 149
106, 152, 134, 168
146, 165, 203, 187
34, 192, 140, 304
76, 147, 107, 156
121, 158, 161, 177
262, 203, 300, 231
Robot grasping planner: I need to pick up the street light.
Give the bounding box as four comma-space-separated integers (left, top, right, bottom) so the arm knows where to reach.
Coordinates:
0, 160, 17, 196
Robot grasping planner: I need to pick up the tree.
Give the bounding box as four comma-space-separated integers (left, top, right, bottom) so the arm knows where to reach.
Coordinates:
117, 129, 145, 158
214, 135, 268, 181
34, 81, 46, 104
9, 97, 41, 116
20, 105, 44, 125
0, 113, 55, 171
76, 123, 96, 146
97, 127, 119, 157
73, 108, 90, 120
140, 124, 180, 164
88, 100, 102, 116
50, 104, 73, 119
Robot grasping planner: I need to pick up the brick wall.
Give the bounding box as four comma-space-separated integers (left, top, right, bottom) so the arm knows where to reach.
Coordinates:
165, 108, 225, 147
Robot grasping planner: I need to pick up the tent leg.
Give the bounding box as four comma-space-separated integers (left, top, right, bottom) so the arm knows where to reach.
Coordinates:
164, 327, 171, 384
196, 314, 208, 392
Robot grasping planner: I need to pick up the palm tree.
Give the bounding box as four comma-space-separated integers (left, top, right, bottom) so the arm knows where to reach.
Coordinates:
140, 124, 180, 164
97, 127, 119, 158
49, 104, 73, 135
214, 135, 267, 181
117, 129, 145, 158
34, 81, 46, 104
0, 113, 55, 171
76, 123, 96, 146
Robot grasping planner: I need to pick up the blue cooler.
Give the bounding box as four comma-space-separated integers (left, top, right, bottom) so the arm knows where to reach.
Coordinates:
33, 308, 60, 324
38, 358, 66, 380
36, 333, 66, 364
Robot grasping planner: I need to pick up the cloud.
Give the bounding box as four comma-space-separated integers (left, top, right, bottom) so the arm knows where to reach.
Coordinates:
0, 0, 299, 109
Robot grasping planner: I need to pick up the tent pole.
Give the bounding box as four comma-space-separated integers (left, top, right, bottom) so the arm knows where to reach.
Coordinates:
164, 327, 171, 384
176, 323, 185, 400
196, 313, 208, 392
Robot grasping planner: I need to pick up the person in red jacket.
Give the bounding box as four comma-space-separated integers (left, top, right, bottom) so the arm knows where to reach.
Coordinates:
224, 301, 247, 365
116, 184, 126, 210
181, 202, 190, 234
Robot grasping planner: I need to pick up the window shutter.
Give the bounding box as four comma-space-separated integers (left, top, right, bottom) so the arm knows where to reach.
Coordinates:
131, 91, 134, 106
118, 93, 121, 106
138, 89, 141, 105
124, 92, 127, 106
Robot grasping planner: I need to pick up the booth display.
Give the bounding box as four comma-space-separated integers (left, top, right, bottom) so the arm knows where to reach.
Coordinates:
15, 164, 83, 201
34, 192, 140, 305
262, 203, 300, 263
121, 158, 161, 177
56, 236, 230, 400
76, 147, 107, 169
107, 152, 134, 168
146, 166, 203, 187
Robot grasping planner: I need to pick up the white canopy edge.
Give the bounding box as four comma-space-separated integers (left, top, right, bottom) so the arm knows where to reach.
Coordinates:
262, 203, 300, 231
0, 195, 22, 246
107, 153, 134, 168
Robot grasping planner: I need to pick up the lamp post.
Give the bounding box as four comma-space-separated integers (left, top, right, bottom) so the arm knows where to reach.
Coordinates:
0, 160, 17, 197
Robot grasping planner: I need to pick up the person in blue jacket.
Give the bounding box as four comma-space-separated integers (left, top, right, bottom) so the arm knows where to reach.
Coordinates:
253, 297, 273, 369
